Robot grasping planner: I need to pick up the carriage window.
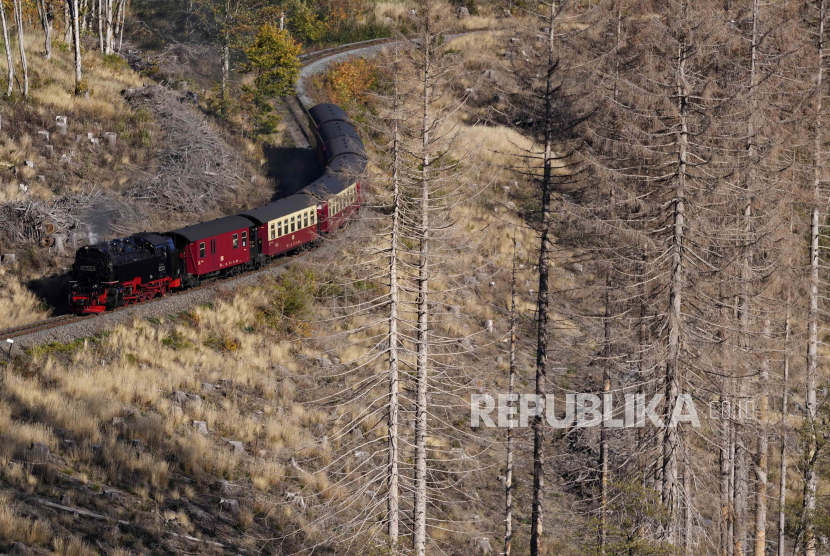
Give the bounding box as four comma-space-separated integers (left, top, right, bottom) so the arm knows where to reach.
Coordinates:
242, 231, 247, 247
233, 233, 239, 249
304, 212, 309, 228
291, 216, 296, 232
312, 212, 316, 225
199, 242, 205, 258
270, 223, 275, 240
278, 221, 283, 237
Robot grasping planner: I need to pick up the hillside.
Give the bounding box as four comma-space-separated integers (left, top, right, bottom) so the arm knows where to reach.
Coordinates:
0, 32, 283, 326
0, 14, 602, 551
3, 0, 825, 555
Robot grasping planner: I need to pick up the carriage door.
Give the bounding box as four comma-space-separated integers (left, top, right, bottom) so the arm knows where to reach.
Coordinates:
210, 238, 217, 272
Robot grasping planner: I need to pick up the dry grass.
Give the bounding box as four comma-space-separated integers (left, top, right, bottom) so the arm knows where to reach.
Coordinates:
1, 34, 143, 118
251, 460, 286, 491
0, 494, 52, 546
0, 267, 50, 328
52, 535, 97, 556
458, 14, 499, 29
373, 1, 413, 24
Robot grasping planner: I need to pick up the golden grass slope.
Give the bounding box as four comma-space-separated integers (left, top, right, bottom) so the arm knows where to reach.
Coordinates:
0, 267, 50, 328
0, 34, 144, 117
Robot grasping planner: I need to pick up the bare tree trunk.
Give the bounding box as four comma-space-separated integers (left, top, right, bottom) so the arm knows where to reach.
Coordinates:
734, 441, 747, 556
104, 0, 114, 54
0, 0, 13, 97
412, 7, 432, 555
754, 317, 769, 556
600, 267, 612, 555
70, 0, 83, 94
636, 251, 648, 488
35, 0, 53, 60
778, 291, 790, 556
684, 456, 693, 555
221, 39, 230, 99
117, 0, 126, 53
663, 36, 688, 546
80, 0, 88, 32
505, 238, 518, 556
13, 0, 28, 99
97, 0, 104, 52
63, 1, 71, 43
729, 423, 736, 556
721, 424, 731, 556
803, 4, 826, 555
386, 39, 401, 549
530, 5, 557, 555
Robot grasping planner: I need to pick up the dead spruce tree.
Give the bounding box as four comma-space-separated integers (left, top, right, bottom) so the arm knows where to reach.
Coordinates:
500, 0, 595, 551
403, 5, 491, 552
712, 0, 795, 552
801, 2, 829, 554
580, 0, 746, 549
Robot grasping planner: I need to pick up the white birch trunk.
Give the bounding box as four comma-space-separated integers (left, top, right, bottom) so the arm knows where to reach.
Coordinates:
70, 0, 83, 93
36, 0, 53, 60
63, 1, 71, 43
104, 0, 114, 54
117, 0, 126, 53
221, 40, 230, 98
97, 0, 104, 52
0, 0, 13, 98
13, 0, 28, 98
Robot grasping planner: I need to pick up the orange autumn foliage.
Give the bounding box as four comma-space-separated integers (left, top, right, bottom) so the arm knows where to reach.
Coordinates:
325, 57, 376, 107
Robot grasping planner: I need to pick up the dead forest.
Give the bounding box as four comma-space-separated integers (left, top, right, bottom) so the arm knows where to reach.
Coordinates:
359, 0, 830, 554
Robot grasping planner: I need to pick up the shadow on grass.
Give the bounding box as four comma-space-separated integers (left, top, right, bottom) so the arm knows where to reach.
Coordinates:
27, 273, 73, 316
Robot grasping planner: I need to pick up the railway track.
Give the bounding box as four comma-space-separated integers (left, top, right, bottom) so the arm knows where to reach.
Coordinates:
0, 314, 88, 340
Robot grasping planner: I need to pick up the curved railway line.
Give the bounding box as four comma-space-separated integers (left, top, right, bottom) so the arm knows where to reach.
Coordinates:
2, 27, 491, 347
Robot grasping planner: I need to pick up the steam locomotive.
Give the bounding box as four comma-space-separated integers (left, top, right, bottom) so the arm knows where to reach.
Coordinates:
69, 103, 366, 314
